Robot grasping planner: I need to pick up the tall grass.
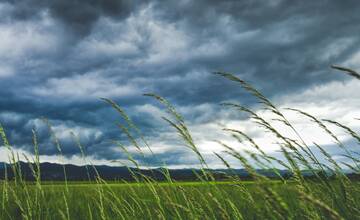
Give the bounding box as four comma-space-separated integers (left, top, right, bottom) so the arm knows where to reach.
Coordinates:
0, 66, 359, 219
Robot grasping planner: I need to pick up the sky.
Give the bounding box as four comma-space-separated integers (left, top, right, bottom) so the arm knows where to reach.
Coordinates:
0, 0, 360, 168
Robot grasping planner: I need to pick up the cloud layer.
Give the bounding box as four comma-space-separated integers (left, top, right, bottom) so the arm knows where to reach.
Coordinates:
0, 0, 360, 167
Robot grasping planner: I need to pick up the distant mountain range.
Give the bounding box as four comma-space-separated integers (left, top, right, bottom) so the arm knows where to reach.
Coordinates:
0, 162, 358, 181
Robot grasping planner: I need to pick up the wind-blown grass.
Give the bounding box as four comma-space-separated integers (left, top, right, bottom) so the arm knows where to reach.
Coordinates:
0, 66, 359, 219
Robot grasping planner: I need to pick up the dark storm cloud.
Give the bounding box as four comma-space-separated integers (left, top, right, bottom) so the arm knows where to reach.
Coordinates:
3, 0, 146, 36
0, 0, 360, 166
149, 0, 360, 95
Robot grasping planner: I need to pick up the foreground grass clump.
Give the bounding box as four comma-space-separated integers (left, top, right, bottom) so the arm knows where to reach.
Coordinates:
0, 66, 360, 219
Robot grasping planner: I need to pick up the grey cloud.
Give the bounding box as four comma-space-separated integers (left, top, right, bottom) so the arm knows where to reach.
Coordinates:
0, 0, 360, 166
3, 0, 146, 37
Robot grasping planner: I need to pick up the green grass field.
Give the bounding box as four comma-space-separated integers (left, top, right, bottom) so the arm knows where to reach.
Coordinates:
2, 180, 359, 220
1, 66, 360, 219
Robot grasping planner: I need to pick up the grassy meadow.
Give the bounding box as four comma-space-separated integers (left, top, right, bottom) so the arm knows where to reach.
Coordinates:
1, 66, 360, 219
